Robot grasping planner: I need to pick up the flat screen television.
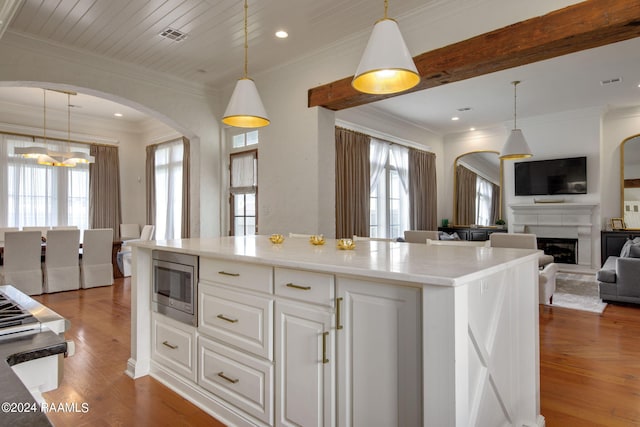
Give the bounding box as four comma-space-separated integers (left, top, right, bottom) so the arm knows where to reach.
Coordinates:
514, 156, 587, 196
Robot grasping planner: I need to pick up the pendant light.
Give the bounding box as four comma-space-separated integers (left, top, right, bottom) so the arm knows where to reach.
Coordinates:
222, 0, 269, 128
14, 89, 95, 167
352, 0, 420, 95
500, 81, 533, 160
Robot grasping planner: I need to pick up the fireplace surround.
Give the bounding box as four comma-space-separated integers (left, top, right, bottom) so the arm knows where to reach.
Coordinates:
509, 203, 598, 267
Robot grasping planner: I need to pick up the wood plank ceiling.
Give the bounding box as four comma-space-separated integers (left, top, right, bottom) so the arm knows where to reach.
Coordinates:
309, 0, 640, 111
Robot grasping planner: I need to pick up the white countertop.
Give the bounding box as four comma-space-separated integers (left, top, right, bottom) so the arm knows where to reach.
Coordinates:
130, 236, 539, 286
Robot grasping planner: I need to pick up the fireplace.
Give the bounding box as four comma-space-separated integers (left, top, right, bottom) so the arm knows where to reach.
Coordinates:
509, 203, 598, 267
537, 237, 578, 264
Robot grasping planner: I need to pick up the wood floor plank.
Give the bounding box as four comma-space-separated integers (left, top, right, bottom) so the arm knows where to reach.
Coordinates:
34, 279, 225, 427
31, 278, 640, 426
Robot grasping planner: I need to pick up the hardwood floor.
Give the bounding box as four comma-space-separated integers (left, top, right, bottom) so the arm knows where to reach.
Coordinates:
33, 279, 640, 426
540, 303, 640, 426
34, 279, 224, 427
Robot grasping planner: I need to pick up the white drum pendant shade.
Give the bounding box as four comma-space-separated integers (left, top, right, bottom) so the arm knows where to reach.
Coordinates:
500, 129, 532, 160
352, 18, 420, 95
222, 78, 270, 128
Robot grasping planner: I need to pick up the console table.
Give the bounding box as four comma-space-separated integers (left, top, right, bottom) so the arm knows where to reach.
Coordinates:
438, 226, 506, 241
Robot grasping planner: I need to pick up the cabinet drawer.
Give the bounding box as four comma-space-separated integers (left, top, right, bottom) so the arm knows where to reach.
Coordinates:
199, 336, 273, 425
274, 268, 334, 306
152, 313, 196, 382
199, 284, 273, 360
200, 258, 273, 294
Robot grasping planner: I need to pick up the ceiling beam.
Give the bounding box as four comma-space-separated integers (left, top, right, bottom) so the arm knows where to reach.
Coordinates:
308, 0, 640, 111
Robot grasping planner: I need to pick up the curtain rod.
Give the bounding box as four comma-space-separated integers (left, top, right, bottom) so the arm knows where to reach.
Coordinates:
335, 120, 432, 152
0, 130, 118, 147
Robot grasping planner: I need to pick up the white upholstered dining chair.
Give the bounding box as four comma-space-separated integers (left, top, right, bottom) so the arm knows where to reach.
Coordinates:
44, 229, 81, 293
0, 231, 43, 295
22, 226, 51, 239
0, 227, 19, 243
80, 228, 114, 289
118, 225, 155, 277
120, 223, 140, 241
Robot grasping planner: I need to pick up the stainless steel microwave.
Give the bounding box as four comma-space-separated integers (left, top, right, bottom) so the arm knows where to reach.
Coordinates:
152, 250, 198, 326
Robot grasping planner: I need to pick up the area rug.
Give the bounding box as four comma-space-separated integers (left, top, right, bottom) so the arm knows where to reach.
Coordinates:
548, 272, 607, 314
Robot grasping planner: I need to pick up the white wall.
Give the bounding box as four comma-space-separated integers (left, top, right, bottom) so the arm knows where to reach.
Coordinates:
0, 32, 220, 237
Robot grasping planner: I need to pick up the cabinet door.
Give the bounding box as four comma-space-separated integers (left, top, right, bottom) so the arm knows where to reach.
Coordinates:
469, 229, 487, 241
275, 300, 334, 427
336, 278, 421, 427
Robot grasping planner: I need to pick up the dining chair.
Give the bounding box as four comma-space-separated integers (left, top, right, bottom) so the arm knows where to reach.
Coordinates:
120, 223, 140, 241
43, 229, 81, 293
119, 225, 155, 277
80, 228, 114, 289
52, 225, 78, 230
0, 231, 43, 295
0, 227, 19, 242
22, 226, 51, 239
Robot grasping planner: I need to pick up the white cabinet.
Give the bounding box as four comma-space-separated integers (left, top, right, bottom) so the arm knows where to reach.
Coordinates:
151, 312, 197, 382
336, 278, 422, 427
275, 299, 334, 427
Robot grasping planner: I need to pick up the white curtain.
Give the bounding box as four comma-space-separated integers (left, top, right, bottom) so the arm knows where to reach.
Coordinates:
476, 176, 493, 226
390, 144, 409, 193
154, 139, 183, 240
369, 138, 389, 190
0, 133, 90, 230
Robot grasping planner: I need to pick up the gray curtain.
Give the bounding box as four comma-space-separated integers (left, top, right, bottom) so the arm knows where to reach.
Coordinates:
335, 127, 370, 238
182, 137, 191, 238
145, 144, 156, 227
408, 149, 437, 230
456, 165, 477, 226
89, 144, 122, 240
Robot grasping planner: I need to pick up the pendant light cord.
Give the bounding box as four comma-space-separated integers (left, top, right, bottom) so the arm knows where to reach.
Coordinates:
512, 80, 520, 130
43, 89, 47, 143
243, 0, 248, 78
384, 0, 388, 19
67, 93, 71, 148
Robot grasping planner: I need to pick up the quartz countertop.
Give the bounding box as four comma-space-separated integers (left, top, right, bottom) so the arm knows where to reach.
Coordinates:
130, 236, 540, 286
0, 330, 67, 427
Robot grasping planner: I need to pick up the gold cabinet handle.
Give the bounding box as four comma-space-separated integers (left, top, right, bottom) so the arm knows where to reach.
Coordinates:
217, 314, 239, 323
162, 340, 178, 350
322, 331, 329, 364
336, 297, 343, 330
218, 271, 240, 277
286, 283, 311, 291
217, 372, 239, 384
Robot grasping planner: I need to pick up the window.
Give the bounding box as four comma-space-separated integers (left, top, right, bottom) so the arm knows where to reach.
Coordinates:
232, 130, 259, 149
369, 139, 409, 239
229, 149, 257, 236
154, 139, 183, 240
0, 134, 90, 230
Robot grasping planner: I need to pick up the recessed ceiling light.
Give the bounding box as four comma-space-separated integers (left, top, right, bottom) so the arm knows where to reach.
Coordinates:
451, 116, 460, 121
275, 30, 288, 39
114, 113, 123, 117
470, 127, 476, 131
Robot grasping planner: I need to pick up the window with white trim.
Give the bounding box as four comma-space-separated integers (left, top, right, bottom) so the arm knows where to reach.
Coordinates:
154, 139, 183, 240
228, 129, 259, 236
0, 133, 90, 230
369, 139, 409, 239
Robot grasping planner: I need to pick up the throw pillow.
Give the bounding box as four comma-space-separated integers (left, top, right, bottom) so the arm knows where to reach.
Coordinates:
620, 237, 640, 257
439, 231, 460, 241
629, 243, 640, 258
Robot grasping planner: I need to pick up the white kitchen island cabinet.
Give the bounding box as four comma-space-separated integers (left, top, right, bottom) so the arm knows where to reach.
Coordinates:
128, 236, 544, 427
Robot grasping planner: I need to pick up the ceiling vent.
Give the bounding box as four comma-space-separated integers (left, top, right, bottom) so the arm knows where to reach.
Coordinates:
159, 27, 188, 42
601, 77, 622, 86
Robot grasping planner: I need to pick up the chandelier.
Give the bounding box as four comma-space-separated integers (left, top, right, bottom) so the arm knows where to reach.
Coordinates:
14, 89, 95, 167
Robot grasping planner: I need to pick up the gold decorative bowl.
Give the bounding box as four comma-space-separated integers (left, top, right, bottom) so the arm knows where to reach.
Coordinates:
269, 234, 285, 244
309, 235, 325, 245
337, 238, 356, 250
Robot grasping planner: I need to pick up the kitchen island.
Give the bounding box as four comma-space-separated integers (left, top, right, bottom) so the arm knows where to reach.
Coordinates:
127, 236, 543, 427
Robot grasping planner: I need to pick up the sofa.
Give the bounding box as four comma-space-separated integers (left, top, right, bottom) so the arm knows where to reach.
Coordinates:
597, 237, 640, 304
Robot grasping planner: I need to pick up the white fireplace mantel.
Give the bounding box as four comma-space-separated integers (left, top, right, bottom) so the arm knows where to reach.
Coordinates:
509, 203, 598, 266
